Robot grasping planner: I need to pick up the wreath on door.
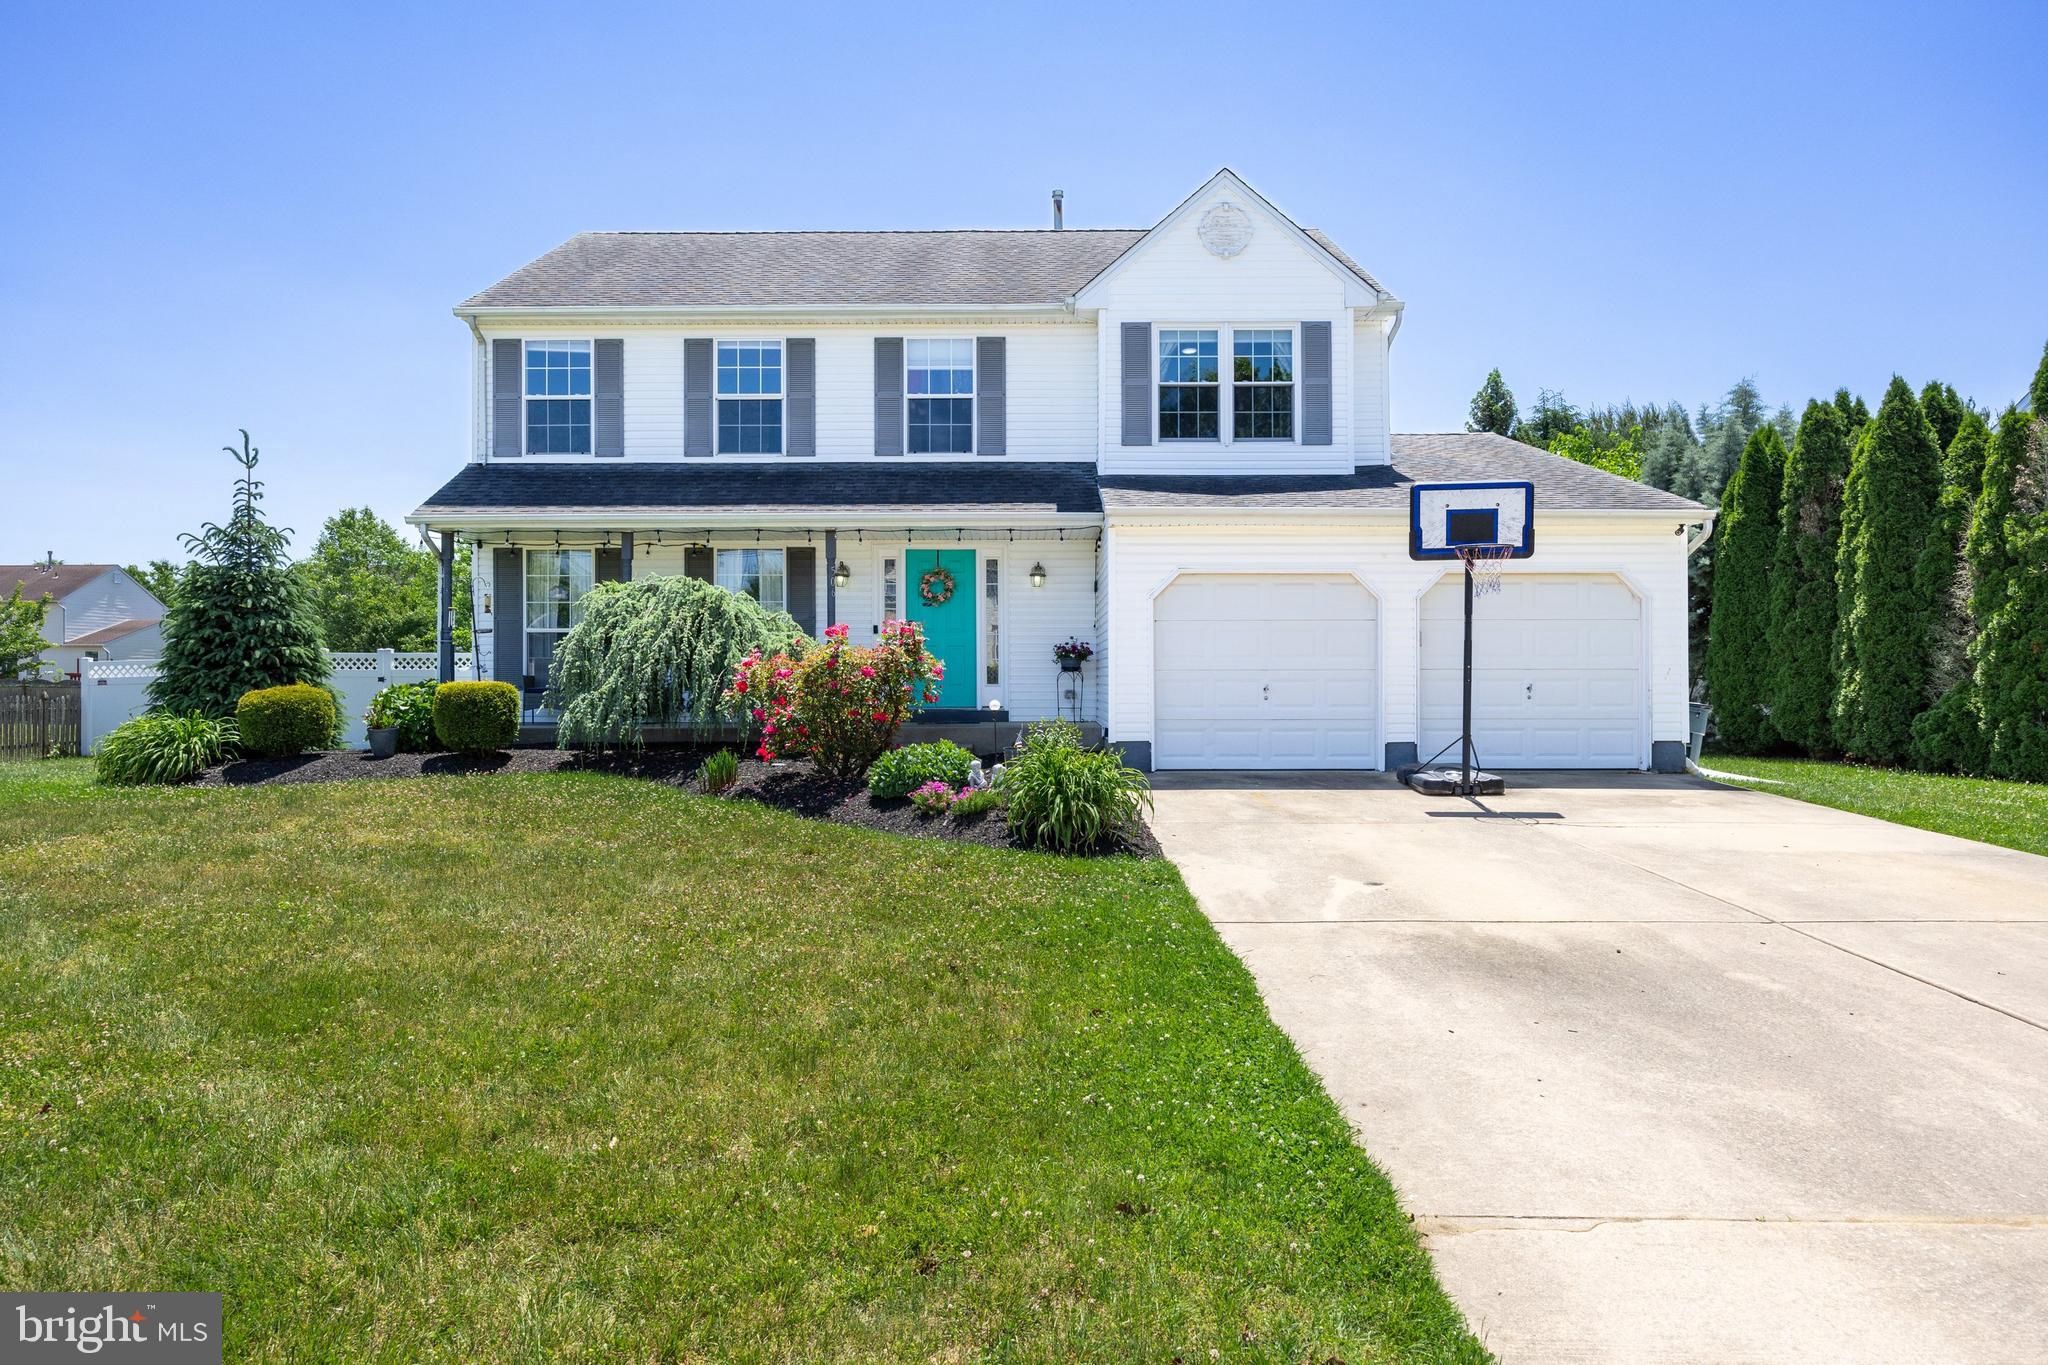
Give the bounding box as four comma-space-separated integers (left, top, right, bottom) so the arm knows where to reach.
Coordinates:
918, 565, 957, 606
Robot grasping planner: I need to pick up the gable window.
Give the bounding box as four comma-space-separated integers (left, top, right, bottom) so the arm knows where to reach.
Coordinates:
717, 342, 783, 454
1232, 329, 1294, 439
906, 339, 974, 454
1158, 329, 1220, 440
525, 341, 592, 454
716, 548, 786, 613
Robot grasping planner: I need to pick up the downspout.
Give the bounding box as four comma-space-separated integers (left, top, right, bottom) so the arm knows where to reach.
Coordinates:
1685, 518, 1715, 557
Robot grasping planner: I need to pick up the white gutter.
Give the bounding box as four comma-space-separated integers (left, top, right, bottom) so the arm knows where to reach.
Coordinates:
455, 302, 1078, 322
1100, 504, 1709, 524
406, 509, 1103, 533
1685, 518, 1716, 557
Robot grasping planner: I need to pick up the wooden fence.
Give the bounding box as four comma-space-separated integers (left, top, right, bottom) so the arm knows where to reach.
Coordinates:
1, 680, 81, 759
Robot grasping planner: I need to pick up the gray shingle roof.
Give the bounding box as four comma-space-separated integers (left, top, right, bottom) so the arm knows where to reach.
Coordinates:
460, 231, 1147, 310
0, 564, 121, 601
1097, 433, 1710, 514
414, 462, 1105, 517
459, 226, 1386, 310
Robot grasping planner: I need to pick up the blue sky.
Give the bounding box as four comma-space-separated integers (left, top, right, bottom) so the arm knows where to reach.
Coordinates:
5, 1, 2043, 564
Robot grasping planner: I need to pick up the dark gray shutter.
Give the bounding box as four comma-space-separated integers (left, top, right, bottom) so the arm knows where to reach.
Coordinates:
874, 337, 904, 456
785, 338, 816, 456
593, 339, 624, 457
684, 339, 713, 457
492, 339, 523, 457
684, 545, 714, 581
785, 546, 817, 635
1301, 321, 1332, 446
976, 336, 1006, 456
493, 548, 523, 684
596, 547, 624, 583
1120, 322, 1152, 446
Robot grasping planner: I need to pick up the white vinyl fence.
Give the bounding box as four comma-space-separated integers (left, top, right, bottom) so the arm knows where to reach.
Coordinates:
82, 650, 476, 754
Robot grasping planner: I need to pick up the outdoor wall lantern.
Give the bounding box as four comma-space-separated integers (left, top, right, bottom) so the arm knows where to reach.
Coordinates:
833, 561, 852, 588
1029, 561, 1047, 588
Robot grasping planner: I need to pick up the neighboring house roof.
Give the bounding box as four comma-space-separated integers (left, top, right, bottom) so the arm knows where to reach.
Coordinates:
0, 563, 121, 601
59, 618, 160, 649
460, 230, 1148, 311
1099, 434, 1710, 513
413, 435, 1707, 523
414, 462, 1106, 518
457, 225, 1384, 311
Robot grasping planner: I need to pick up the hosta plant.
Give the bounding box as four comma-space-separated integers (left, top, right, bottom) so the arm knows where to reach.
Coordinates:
725, 621, 943, 779
867, 739, 974, 799
94, 711, 238, 786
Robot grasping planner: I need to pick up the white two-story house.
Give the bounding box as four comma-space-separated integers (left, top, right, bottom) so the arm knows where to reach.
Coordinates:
410, 170, 1709, 772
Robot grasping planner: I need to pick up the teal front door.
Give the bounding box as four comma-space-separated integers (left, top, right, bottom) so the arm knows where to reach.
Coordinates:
905, 548, 976, 708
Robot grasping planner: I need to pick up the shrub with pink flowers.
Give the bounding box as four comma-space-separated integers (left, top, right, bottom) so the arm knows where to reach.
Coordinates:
723, 619, 945, 778
908, 780, 956, 815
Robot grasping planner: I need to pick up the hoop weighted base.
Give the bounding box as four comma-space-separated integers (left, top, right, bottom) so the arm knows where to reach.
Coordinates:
1398, 765, 1506, 797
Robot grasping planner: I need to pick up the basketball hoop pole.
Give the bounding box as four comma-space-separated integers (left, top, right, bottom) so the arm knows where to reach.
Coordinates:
1461, 552, 1475, 795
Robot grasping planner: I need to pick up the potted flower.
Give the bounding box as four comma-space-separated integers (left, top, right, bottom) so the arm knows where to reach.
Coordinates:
363, 680, 438, 759
1054, 638, 1094, 673
363, 696, 401, 759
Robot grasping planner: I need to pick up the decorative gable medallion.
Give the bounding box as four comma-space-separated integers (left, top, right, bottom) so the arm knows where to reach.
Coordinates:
1197, 201, 1253, 258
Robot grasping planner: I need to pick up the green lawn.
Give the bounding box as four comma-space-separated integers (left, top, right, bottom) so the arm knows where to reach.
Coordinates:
1702, 753, 2048, 857
0, 759, 1482, 1363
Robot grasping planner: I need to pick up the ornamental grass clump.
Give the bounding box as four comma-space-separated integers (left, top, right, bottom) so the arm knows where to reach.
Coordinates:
698, 747, 740, 795
1002, 720, 1152, 854
546, 576, 806, 751
725, 620, 944, 779
94, 712, 238, 786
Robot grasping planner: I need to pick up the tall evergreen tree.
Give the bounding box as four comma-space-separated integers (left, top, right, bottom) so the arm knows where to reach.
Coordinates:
1515, 389, 1581, 449
1833, 388, 1870, 439
1976, 414, 2048, 780
1831, 378, 1944, 763
150, 432, 329, 718
1918, 380, 1966, 455
1908, 411, 1993, 770
1705, 426, 1786, 751
1641, 418, 1701, 493
1766, 401, 1851, 754
1467, 369, 1518, 436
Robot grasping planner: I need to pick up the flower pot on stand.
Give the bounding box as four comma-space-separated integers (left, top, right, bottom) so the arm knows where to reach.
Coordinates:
1058, 658, 1082, 674
367, 727, 399, 759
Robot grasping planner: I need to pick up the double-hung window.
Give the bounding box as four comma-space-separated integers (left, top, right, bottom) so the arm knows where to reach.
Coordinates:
906, 339, 974, 453
1158, 329, 1221, 440
1232, 329, 1294, 439
525, 341, 592, 454
717, 342, 783, 454
716, 548, 786, 613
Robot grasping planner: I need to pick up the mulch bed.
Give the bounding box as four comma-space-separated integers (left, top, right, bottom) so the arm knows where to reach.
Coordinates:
189, 749, 1161, 859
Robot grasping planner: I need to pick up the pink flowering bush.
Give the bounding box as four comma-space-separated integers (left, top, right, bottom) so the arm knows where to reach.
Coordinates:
723, 619, 945, 779
908, 780, 956, 815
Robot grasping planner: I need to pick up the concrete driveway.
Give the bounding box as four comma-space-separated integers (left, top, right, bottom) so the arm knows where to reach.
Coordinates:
1148, 771, 2048, 1363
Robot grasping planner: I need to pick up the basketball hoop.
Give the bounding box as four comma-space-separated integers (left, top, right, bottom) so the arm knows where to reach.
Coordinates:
1459, 544, 1512, 597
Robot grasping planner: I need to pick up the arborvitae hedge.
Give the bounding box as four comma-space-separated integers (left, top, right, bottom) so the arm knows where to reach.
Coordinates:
1706, 425, 1786, 752
1831, 378, 1943, 764
1766, 401, 1851, 754
1908, 411, 1993, 771
1976, 410, 2048, 781
1918, 380, 1965, 457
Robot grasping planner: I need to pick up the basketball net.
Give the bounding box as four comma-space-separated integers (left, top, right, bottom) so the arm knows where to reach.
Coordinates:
1459, 544, 1512, 597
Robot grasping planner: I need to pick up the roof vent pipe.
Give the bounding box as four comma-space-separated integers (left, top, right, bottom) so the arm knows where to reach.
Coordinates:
1051, 189, 1063, 230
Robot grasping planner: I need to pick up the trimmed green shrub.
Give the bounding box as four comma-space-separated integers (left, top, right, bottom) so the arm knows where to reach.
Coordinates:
236, 683, 339, 757
867, 740, 975, 798
434, 680, 521, 753
365, 680, 439, 752
698, 748, 740, 795
1832, 377, 1944, 764
545, 575, 806, 751
1706, 426, 1786, 752
95, 712, 237, 785
1003, 743, 1152, 854
1766, 401, 1851, 755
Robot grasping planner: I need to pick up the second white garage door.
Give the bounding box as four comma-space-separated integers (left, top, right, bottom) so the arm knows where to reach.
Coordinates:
1153, 574, 1378, 769
1420, 573, 1643, 768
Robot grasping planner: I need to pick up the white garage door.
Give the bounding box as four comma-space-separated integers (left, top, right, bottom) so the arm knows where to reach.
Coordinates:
1154, 574, 1378, 769
1420, 574, 1643, 769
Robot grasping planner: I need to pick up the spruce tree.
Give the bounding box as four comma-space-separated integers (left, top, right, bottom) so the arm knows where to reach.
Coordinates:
1973, 379, 2048, 780
1705, 426, 1786, 751
150, 432, 329, 718
1467, 369, 1518, 436
1831, 378, 1944, 763
1918, 380, 1965, 455
1907, 411, 1993, 770
1765, 401, 1850, 754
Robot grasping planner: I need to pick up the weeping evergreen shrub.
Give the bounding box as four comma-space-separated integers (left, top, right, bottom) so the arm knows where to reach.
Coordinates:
544, 575, 806, 750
